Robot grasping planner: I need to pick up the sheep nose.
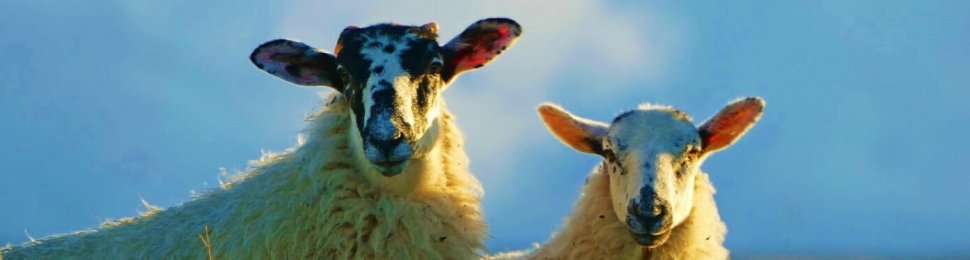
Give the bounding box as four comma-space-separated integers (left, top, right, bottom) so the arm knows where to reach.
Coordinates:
365, 135, 411, 170
639, 196, 664, 218
371, 135, 405, 155
627, 194, 670, 236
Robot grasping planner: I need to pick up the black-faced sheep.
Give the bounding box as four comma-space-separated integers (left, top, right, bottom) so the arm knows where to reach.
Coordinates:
2, 18, 522, 260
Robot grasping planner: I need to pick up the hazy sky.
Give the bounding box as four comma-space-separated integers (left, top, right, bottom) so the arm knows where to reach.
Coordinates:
2, 0, 968, 258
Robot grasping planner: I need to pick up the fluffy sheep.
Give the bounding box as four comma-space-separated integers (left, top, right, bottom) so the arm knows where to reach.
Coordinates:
2, 18, 522, 260
490, 97, 765, 260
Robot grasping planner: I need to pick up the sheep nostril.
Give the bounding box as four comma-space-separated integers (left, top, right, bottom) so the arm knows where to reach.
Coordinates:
637, 196, 666, 218
653, 197, 667, 216
370, 137, 404, 154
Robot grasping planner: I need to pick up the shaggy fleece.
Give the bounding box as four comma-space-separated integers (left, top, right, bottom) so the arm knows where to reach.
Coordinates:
489, 165, 727, 260
2, 92, 487, 260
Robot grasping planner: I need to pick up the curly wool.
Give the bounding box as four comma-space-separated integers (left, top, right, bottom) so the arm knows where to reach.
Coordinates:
490, 165, 727, 260
1, 92, 487, 260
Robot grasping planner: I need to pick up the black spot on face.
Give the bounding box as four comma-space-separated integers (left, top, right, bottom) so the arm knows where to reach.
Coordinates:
599, 215, 605, 219
397, 35, 440, 76
438, 236, 447, 242
330, 23, 448, 144
415, 77, 434, 110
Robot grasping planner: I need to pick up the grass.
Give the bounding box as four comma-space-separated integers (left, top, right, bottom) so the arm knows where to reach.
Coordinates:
198, 226, 213, 260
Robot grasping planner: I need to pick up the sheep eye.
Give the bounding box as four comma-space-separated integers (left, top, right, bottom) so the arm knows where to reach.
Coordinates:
683, 142, 702, 163
604, 149, 617, 162
683, 141, 698, 153
429, 58, 443, 73
601, 140, 620, 163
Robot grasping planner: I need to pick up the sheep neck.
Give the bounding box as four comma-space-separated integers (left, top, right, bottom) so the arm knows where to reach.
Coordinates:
350, 116, 448, 197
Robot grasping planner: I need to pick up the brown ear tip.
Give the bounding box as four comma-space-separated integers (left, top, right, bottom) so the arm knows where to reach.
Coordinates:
733, 96, 766, 111
536, 103, 562, 114
748, 96, 766, 106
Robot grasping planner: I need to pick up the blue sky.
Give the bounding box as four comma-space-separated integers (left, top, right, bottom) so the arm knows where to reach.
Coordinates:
1, 0, 968, 258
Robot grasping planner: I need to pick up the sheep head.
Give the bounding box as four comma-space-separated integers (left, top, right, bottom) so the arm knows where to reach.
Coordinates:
538, 97, 764, 248
250, 18, 521, 176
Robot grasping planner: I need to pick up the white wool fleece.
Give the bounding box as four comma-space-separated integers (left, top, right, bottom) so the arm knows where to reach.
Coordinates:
2, 92, 488, 260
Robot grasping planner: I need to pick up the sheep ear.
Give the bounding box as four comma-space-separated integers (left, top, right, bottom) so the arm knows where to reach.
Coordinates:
250, 39, 341, 90
698, 97, 765, 153
441, 18, 522, 83
538, 103, 608, 155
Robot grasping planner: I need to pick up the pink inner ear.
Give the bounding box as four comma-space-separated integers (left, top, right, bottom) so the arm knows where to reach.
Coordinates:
450, 23, 517, 73
254, 47, 295, 79
255, 41, 305, 66
702, 100, 764, 151
293, 68, 318, 85
255, 50, 277, 65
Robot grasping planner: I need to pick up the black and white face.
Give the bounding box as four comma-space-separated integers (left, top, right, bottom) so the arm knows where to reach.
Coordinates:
335, 23, 448, 175
538, 98, 764, 248
250, 18, 521, 176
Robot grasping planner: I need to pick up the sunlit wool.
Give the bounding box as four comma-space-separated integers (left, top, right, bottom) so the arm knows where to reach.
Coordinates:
491, 98, 764, 260
490, 170, 727, 260
1, 93, 486, 260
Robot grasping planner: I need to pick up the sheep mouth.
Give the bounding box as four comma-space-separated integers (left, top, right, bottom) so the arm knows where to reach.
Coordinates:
630, 230, 672, 248
374, 159, 409, 176
626, 203, 673, 248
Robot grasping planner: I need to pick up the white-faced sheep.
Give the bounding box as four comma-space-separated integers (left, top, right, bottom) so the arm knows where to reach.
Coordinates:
1, 18, 522, 260
490, 97, 764, 260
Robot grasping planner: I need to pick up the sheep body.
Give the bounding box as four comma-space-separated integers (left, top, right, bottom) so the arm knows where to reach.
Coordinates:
2, 93, 486, 260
